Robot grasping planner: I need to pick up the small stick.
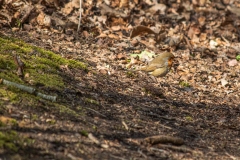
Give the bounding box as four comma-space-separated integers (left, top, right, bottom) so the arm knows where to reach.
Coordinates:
1, 79, 57, 102
77, 0, 82, 32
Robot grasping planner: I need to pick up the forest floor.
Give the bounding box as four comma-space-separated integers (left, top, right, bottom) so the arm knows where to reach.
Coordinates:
0, 0, 240, 159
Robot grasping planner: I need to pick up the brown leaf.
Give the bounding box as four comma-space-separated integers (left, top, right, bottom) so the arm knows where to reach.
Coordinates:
99, 3, 128, 18
111, 25, 121, 31
227, 6, 240, 17
148, 4, 167, 14
144, 135, 184, 146
199, 33, 207, 42
228, 59, 238, 67
187, 25, 200, 39
221, 78, 228, 87
130, 25, 156, 39
198, 16, 206, 26
108, 34, 120, 39
36, 12, 51, 27
99, 69, 108, 75
164, 34, 183, 47
116, 53, 127, 60
119, 0, 129, 8
82, 30, 89, 38
61, 0, 79, 15
13, 53, 25, 77
199, 0, 206, 7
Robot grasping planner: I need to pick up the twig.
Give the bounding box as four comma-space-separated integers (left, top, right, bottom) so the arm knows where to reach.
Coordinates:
157, 144, 192, 153
122, 121, 129, 130
225, 152, 237, 160
150, 147, 166, 153
143, 135, 184, 146
13, 53, 25, 77
77, 0, 82, 32
109, 154, 127, 160
85, 107, 106, 118
138, 148, 147, 158
0, 79, 57, 102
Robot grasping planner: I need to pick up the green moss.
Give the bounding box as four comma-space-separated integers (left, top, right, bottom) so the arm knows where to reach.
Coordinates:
0, 121, 6, 127
0, 129, 35, 153
0, 36, 87, 90
0, 88, 19, 102
84, 98, 99, 105
27, 71, 64, 88
31, 114, 38, 121
0, 131, 19, 152
237, 55, 240, 61
56, 103, 80, 117
126, 71, 136, 78
179, 81, 191, 87
0, 35, 89, 107
9, 119, 18, 126
46, 119, 56, 125
142, 87, 150, 95
32, 47, 87, 70
92, 125, 97, 131
185, 116, 193, 121
80, 130, 88, 137
25, 138, 35, 146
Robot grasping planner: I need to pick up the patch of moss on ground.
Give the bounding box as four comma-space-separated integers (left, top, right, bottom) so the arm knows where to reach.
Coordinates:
0, 83, 85, 119
0, 84, 43, 105
84, 98, 99, 105
0, 35, 87, 90
0, 130, 21, 152
0, 128, 35, 154
56, 103, 81, 118
179, 81, 191, 87
0, 87, 19, 102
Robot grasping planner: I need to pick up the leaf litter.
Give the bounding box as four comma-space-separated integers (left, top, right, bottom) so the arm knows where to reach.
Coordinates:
0, 0, 240, 159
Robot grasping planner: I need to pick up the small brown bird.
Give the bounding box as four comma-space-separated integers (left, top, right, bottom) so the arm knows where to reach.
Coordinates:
139, 52, 174, 77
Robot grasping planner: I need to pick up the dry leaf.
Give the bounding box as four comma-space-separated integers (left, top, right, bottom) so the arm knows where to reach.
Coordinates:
130, 25, 156, 39
13, 53, 25, 77
99, 69, 108, 75
82, 30, 90, 38
209, 40, 218, 49
148, 4, 167, 14
108, 34, 120, 39
199, 0, 206, 7
164, 34, 183, 47
198, 16, 206, 26
227, 6, 240, 17
117, 53, 127, 60
37, 12, 51, 27
199, 33, 207, 42
99, 3, 128, 18
222, 0, 230, 5
119, 0, 129, 8
191, 34, 199, 44
221, 78, 228, 86
228, 59, 238, 67
187, 25, 200, 39
62, 0, 79, 15
111, 25, 121, 31
88, 133, 100, 145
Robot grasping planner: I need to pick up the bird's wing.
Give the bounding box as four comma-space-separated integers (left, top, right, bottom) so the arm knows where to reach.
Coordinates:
140, 63, 165, 72
151, 67, 169, 77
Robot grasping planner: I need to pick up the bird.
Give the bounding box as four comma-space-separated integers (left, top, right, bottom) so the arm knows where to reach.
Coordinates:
139, 52, 174, 77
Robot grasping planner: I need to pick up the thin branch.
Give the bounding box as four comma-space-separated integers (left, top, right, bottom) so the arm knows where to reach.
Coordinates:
1, 79, 57, 102
77, 0, 82, 32
85, 107, 107, 118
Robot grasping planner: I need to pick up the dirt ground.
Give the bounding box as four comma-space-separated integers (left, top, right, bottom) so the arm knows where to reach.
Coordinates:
0, 0, 240, 160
